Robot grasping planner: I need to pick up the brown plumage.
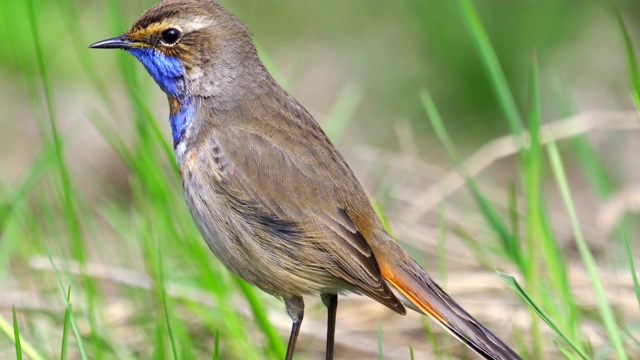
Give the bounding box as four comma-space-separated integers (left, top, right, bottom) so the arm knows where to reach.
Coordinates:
90, 1, 522, 359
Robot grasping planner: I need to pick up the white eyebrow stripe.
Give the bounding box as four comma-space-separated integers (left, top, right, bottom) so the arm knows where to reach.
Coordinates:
182, 16, 211, 32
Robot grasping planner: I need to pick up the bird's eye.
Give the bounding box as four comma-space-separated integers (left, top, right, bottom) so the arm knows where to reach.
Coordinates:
161, 28, 181, 45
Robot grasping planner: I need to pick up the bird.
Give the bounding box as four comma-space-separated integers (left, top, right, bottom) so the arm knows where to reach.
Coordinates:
90, 1, 521, 359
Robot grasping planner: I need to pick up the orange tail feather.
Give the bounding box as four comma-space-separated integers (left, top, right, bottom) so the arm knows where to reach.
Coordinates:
381, 259, 522, 360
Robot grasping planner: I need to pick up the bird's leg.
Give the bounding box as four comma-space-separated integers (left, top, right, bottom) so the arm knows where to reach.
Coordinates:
284, 296, 305, 360
321, 293, 338, 360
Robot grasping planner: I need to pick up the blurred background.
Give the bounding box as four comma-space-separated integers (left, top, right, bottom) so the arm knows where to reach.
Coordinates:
1, 0, 639, 359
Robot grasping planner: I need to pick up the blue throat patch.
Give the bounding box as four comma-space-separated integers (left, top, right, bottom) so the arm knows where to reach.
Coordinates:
127, 47, 194, 146
169, 97, 195, 147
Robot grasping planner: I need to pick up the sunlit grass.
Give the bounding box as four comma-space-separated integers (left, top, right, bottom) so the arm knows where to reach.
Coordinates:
418, 1, 637, 359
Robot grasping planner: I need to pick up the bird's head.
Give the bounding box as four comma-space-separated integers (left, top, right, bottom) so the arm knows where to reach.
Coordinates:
90, 0, 258, 100
90, 0, 264, 146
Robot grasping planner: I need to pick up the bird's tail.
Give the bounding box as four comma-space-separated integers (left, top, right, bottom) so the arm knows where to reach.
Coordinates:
379, 255, 522, 360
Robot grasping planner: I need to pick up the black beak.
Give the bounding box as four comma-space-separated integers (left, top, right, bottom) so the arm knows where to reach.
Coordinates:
89, 35, 136, 49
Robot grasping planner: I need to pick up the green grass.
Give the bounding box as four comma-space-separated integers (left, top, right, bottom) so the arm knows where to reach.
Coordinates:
1, 0, 639, 359
420, 1, 637, 358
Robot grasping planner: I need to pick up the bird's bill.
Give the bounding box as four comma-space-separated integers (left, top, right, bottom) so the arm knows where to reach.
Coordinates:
89, 35, 139, 50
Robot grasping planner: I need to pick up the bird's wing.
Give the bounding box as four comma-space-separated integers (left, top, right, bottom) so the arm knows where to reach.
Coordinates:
193, 101, 404, 313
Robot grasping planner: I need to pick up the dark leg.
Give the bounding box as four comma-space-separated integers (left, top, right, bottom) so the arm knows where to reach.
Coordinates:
321, 293, 338, 360
284, 296, 304, 360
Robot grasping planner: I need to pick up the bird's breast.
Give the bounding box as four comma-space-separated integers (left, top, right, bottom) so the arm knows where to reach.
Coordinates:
168, 96, 196, 148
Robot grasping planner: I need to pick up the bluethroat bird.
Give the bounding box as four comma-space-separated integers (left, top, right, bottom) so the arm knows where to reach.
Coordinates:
90, 0, 521, 359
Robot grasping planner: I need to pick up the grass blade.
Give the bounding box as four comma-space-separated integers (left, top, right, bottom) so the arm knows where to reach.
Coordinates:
159, 246, 179, 360
523, 53, 543, 357
234, 279, 286, 359
499, 272, 589, 360
0, 311, 44, 360
421, 89, 520, 264
547, 140, 628, 360
13, 307, 22, 360
25, 0, 104, 356
213, 331, 220, 360
322, 82, 364, 142
25, 0, 83, 261
457, 0, 524, 136
47, 251, 88, 360
624, 235, 640, 311
377, 319, 384, 360
372, 200, 395, 238
556, 340, 580, 360
605, 0, 640, 109
60, 287, 72, 360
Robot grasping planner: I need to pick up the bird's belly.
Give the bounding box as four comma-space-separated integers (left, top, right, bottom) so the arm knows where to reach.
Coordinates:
180, 157, 341, 298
